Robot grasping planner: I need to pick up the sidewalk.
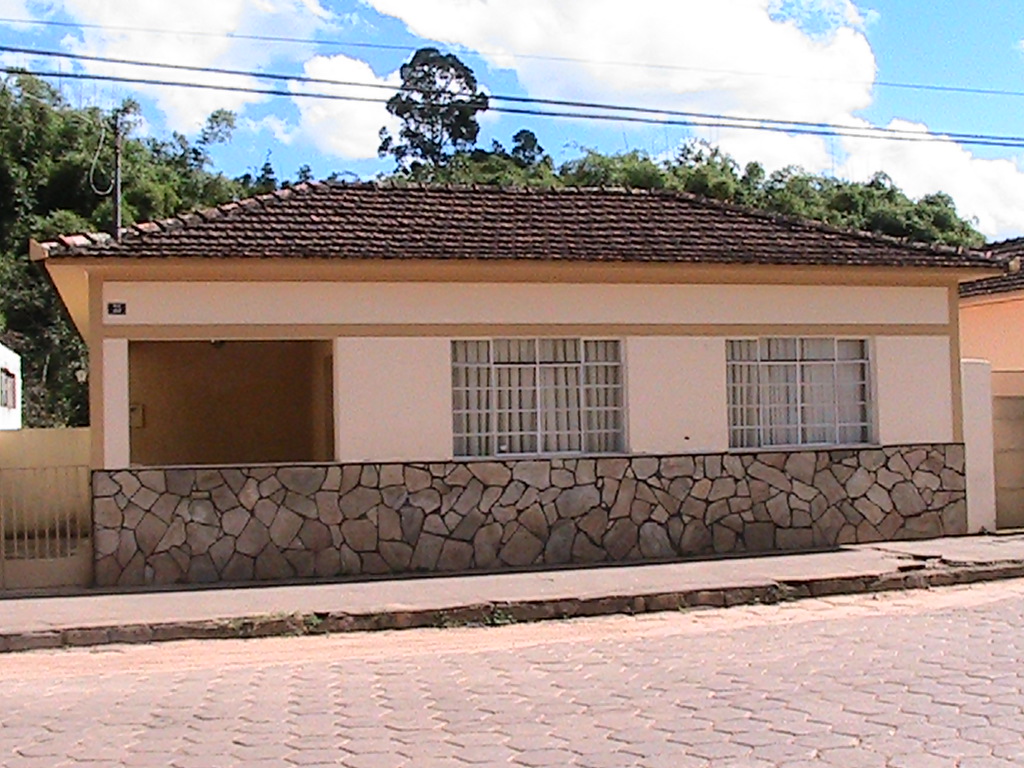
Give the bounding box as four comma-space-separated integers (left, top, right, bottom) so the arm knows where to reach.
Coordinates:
4, 533, 1024, 653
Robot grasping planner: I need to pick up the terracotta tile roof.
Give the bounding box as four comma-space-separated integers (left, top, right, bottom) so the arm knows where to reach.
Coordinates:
960, 237, 1024, 298
38, 181, 1004, 271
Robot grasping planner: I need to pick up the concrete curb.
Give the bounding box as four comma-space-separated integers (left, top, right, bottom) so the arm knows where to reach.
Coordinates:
4, 559, 1024, 654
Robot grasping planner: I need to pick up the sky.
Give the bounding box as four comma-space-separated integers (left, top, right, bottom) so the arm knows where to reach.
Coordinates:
1, 0, 1024, 240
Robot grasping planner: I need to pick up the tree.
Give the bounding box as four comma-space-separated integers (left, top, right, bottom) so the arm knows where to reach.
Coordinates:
378, 47, 489, 172
510, 129, 544, 168
0, 73, 250, 426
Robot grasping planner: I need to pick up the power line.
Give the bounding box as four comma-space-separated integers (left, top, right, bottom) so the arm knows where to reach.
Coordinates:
3, 14, 1024, 100
5, 46, 1024, 148
7, 65, 1024, 149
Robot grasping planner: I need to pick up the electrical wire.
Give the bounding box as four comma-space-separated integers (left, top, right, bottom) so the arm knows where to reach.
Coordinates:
2, 15, 1023, 100
3, 45, 1017, 145
87, 117, 113, 195
6, 65, 1024, 149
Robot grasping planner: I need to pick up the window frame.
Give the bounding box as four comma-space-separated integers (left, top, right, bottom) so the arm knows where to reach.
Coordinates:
0, 368, 15, 410
451, 337, 627, 459
726, 336, 876, 451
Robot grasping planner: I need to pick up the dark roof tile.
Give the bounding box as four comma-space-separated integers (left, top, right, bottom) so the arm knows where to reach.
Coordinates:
960, 238, 1024, 298
40, 181, 1003, 271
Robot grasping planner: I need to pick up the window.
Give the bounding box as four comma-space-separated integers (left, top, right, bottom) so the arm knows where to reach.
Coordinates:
727, 338, 871, 449
452, 339, 624, 457
0, 369, 15, 410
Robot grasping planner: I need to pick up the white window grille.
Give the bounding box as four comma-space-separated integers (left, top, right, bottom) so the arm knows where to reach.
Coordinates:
0, 369, 15, 410
452, 339, 624, 457
727, 338, 871, 449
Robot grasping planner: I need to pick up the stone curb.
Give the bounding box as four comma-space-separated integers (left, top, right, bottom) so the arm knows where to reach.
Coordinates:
3, 561, 1024, 654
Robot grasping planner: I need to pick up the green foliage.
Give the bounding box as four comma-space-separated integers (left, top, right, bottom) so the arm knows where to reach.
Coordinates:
378, 47, 490, 171
0, 74, 250, 426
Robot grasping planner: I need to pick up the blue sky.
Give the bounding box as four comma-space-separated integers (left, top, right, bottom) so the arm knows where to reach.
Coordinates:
2, 0, 1024, 239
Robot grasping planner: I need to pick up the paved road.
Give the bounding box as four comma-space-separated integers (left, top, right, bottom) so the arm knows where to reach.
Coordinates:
3, 581, 1024, 768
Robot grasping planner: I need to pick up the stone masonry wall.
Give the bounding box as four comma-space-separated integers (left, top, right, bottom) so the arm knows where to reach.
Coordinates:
92, 445, 966, 587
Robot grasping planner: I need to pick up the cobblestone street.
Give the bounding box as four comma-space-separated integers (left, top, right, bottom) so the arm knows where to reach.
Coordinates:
3, 579, 1024, 767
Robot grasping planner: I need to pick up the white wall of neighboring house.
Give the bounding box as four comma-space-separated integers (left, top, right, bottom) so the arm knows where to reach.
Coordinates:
0, 342, 22, 431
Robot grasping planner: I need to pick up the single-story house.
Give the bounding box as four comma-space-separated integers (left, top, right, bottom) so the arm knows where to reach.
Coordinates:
0, 339, 22, 431
32, 182, 1002, 587
960, 238, 1024, 528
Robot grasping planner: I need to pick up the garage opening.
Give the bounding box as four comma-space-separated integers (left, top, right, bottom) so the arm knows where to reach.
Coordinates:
128, 340, 334, 466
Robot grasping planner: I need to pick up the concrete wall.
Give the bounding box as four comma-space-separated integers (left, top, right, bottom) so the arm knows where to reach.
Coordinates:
993, 396, 1024, 529
626, 337, 728, 455
93, 279, 959, 468
102, 329, 961, 467
328, 333, 952, 463
0, 342, 22, 431
961, 297, 1024, 375
874, 336, 955, 445
102, 281, 951, 328
0, 428, 92, 590
333, 337, 452, 463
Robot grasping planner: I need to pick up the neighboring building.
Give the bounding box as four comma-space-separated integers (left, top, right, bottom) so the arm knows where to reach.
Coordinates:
0, 340, 22, 431
960, 238, 1024, 528
32, 183, 1001, 587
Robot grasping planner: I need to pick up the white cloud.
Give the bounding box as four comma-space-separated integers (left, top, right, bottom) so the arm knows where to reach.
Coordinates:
243, 114, 298, 145
365, 0, 875, 124
365, 0, 1024, 238
0, 0, 38, 25
290, 53, 400, 159
362, 0, 877, 175
58, 0, 332, 131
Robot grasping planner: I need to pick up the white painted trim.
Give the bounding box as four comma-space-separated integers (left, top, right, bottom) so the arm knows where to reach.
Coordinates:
962, 359, 996, 533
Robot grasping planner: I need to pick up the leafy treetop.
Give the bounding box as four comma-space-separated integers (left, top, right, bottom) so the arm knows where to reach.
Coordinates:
378, 47, 490, 171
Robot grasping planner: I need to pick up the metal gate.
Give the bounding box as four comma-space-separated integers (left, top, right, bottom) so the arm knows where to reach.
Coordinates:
0, 429, 92, 591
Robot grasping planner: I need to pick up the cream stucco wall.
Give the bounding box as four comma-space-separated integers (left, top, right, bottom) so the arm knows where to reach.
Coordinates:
0, 341, 22, 431
91, 278, 960, 466
874, 335, 954, 445
102, 282, 951, 328
626, 337, 728, 454
333, 337, 453, 463
99, 330, 960, 466
962, 359, 996, 532
102, 338, 130, 469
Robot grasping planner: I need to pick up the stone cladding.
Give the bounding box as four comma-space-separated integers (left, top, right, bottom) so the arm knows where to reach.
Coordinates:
92, 445, 967, 587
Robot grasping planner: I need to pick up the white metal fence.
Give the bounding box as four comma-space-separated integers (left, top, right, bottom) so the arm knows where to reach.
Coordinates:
0, 428, 91, 590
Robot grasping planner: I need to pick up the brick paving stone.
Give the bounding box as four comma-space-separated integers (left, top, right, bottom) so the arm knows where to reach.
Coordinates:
887, 753, 958, 768
5, 580, 1024, 768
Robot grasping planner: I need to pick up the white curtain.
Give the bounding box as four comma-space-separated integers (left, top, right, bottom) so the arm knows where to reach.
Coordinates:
453, 338, 623, 457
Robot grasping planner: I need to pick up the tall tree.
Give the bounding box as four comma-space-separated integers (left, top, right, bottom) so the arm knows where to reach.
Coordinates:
378, 47, 489, 172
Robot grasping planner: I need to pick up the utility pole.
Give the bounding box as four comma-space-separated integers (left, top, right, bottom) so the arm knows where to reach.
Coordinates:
112, 109, 122, 242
